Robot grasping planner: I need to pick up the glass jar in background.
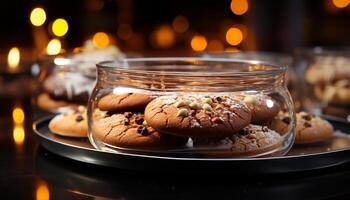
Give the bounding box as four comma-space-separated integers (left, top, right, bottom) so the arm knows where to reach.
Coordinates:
33, 45, 125, 119
88, 58, 296, 158
294, 47, 350, 121
200, 52, 300, 110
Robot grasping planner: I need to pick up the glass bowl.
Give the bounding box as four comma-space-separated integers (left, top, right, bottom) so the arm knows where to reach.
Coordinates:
200, 52, 300, 110
295, 47, 350, 121
88, 57, 296, 158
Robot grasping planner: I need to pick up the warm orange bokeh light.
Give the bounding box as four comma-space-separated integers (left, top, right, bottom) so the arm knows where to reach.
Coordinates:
52, 18, 69, 37
8, 47, 20, 69
13, 107, 24, 124
172, 15, 189, 33
332, 0, 350, 8
231, 0, 249, 15
30, 7, 46, 26
153, 25, 175, 48
92, 32, 110, 48
226, 27, 243, 46
208, 40, 224, 52
191, 35, 207, 52
36, 182, 50, 200
13, 125, 25, 146
46, 39, 61, 55
12, 105, 25, 146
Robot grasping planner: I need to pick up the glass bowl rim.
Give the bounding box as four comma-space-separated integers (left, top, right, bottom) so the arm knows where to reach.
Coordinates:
96, 57, 287, 77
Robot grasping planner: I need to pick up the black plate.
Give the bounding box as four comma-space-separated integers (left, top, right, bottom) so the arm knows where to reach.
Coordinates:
33, 117, 350, 173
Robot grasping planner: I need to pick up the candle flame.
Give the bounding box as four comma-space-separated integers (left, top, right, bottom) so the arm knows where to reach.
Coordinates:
8, 47, 20, 69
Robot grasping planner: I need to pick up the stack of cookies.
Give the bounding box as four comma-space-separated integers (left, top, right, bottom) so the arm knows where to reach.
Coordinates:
37, 72, 94, 112
46, 90, 335, 157
305, 56, 350, 119
91, 92, 290, 156
37, 44, 125, 113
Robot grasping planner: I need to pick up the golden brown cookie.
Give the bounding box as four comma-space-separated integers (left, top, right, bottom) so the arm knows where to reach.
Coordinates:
98, 93, 154, 112
92, 112, 188, 149
295, 112, 334, 144
48, 106, 87, 137
37, 93, 80, 112
323, 80, 350, 105
238, 94, 280, 124
267, 111, 293, 135
193, 125, 282, 157
144, 95, 252, 138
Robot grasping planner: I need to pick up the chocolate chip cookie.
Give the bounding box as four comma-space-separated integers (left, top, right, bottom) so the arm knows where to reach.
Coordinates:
98, 93, 154, 112
193, 124, 282, 157
144, 95, 252, 138
92, 112, 188, 149
239, 94, 280, 124
48, 106, 87, 137
43, 73, 93, 104
267, 111, 293, 135
295, 112, 334, 144
37, 92, 80, 112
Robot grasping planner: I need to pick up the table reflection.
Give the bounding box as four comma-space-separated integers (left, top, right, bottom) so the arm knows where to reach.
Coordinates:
35, 146, 350, 200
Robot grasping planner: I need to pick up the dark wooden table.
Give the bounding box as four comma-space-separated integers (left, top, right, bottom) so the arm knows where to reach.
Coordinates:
1, 96, 350, 200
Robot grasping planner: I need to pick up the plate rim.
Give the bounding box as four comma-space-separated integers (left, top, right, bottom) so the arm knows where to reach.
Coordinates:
33, 116, 350, 162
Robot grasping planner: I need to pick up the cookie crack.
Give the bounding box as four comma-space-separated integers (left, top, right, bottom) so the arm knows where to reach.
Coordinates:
117, 93, 132, 104
226, 112, 235, 131
231, 109, 246, 120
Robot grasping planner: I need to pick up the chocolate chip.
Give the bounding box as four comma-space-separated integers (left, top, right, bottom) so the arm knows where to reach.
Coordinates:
239, 128, 249, 135
134, 116, 144, 125
75, 115, 84, 122
215, 96, 222, 102
304, 121, 312, 128
124, 112, 133, 118
282, 116, 291, 124
137, 126, 149, 136
301, 114, 312, 121
212, 117, 223, 124
123, 119, 130, 125
262, 126, 269, 132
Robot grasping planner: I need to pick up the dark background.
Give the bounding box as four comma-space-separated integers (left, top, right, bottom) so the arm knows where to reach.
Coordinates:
0, 0, 349, 54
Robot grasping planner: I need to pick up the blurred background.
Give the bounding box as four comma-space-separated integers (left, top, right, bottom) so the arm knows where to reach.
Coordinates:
0, 0, 349, 57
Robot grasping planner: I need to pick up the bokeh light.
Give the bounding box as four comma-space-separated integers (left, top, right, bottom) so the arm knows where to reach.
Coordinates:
332, 0, 350, 8
13, 107, 24, 124
30, 7, 46, 26
152, 25, 175, 48
231, 0, 249, 15
13, 125, 25, 146
8, 47, 20, 69
191, 35, 207, 51
208, 40, 224, 52
52, 18, 69, 37
172, 16, 189, 33
36, 181, 50, 200
226, 27, 243, 46
92, 32, 110, 48
46, 39, 61, 55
